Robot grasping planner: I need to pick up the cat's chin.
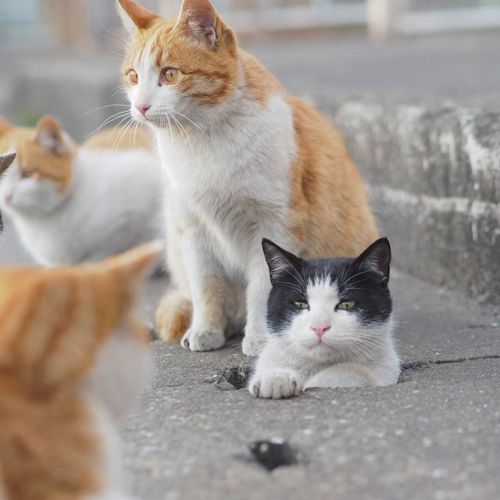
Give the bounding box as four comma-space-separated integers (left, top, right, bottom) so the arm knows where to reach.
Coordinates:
297, 341, 334, 361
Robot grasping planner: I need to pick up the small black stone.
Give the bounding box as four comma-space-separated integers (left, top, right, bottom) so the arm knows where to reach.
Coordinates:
248, 439, 297, 472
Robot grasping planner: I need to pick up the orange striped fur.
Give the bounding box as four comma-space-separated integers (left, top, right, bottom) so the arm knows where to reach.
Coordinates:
0, 243, 158, 500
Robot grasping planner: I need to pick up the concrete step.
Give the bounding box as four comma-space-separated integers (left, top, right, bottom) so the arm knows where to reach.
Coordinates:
313, 95, 500, 305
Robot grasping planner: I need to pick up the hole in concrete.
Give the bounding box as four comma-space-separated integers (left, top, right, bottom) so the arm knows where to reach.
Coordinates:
204, 364, 252, 391
248, 438, 298, 472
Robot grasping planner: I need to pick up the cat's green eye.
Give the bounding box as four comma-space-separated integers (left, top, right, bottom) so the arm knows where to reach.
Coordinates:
293, 301, 309, 311
337, 300, 357, 311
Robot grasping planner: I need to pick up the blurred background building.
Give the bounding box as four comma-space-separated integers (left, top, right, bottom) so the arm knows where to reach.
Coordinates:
1, 1, 500, 50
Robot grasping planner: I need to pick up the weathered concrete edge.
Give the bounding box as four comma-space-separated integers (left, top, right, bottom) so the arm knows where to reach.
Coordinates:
312, 94, 500, 304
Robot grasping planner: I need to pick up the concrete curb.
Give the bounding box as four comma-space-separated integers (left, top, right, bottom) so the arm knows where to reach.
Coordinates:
315, 96, 500, 304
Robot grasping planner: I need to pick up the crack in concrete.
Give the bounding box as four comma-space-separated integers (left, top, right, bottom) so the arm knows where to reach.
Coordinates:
402, 354, 500, 371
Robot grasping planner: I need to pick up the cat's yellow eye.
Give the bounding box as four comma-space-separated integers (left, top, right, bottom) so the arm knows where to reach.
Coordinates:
161, 67, 179, 85
126, 69, 138, 86
338, 300, 357, 311
294, 301, 309, 311
21, 169, 34, 179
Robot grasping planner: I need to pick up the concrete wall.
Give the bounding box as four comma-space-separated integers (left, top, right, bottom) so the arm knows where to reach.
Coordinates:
316, 96, 500, 304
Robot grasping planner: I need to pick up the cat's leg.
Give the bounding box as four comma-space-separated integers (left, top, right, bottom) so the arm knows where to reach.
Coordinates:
304, 363, 377, 389
177, 220, 229, 352
156, 220, 192, 342
242, 253, 271, 356
248, 339, 304, 399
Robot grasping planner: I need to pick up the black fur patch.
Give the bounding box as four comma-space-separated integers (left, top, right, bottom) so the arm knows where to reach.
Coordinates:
262, 238, 393, 334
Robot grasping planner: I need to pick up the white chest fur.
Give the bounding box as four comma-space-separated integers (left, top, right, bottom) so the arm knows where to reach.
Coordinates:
156, 93, 296, 271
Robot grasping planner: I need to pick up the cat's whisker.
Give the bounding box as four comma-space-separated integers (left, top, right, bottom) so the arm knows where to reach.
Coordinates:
87, 111, 131, 138
82, 104, 129, 117
341, 269, 374, 288
172, 111, 208, 137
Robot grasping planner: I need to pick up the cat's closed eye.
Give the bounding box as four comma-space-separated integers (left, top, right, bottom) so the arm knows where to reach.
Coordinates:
21, 169, 34, 179
337, 300, 357, 311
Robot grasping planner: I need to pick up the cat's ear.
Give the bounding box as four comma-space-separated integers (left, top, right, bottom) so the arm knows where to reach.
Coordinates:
262, 239, 303, 287
354, 238, 391, 285
106, 240, 162, 289
0, 153, 15, 175
177, 0, 226, 49
34, 116, 74, 156
116, 0, 160, 33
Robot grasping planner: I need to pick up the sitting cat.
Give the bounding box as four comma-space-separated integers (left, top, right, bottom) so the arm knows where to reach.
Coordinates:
249, 238, 400, 399
0, 242, 160, 500
0, 115, 164, 266
116, 0, 379, 355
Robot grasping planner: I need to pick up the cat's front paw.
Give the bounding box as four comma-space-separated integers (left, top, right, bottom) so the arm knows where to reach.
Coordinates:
242, 328, 266, 357
181, 327, 225, 352
249, 369, 303, 399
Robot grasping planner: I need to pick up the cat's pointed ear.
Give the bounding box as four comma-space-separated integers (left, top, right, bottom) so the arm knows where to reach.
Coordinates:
0, 153, 15, 175
106, 240, 162, 287
354, 238, 391, 285
262, 239, 303, 287
116, 0, 160, 33
34, 116, 74, 156
177, 0, 226, 49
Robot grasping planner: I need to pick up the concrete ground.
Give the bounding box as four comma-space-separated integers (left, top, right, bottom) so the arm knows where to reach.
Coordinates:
2, 219, 499, 499
124, 271, 500, 500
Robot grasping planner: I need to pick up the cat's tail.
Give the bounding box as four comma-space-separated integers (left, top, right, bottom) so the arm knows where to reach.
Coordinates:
155, 290, 192, 343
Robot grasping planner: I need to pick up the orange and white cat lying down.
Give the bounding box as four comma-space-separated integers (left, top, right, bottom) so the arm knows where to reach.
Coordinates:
0, 242, 160, 500
117, 0, 378, 355
0, 115, 164, 266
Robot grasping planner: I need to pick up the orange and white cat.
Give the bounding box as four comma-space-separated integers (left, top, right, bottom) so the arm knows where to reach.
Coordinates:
0, 242, 160, 500
117, 0, 378, 355
0, 115, 164, 266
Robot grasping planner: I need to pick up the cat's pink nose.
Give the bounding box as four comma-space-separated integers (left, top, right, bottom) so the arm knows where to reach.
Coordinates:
4, 194, 12, 204
311, 325, 331, 337
137, 104, 151, 116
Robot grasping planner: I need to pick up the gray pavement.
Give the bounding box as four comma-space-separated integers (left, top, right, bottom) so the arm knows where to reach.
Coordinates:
2, 223, 499, 499
122, 270, 500, 500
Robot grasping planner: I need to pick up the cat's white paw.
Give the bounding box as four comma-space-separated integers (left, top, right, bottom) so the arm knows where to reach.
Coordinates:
242, 329, 266, 357
181, 328, 225, 352
249, 369, 303, 399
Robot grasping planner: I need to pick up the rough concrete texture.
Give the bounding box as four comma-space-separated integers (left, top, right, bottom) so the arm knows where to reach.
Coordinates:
313, 99, 500, 304
123, 273, 500, 500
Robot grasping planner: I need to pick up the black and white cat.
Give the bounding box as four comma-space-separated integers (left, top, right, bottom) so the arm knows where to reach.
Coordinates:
249, 238, 400, 399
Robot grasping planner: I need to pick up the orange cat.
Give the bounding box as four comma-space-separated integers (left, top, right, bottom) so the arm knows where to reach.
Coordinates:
0, 242, 160, 500
0, 116, 163, 267
117, 0, 379, 355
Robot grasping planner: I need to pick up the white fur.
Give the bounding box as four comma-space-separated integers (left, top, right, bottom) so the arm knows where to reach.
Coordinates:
249, 278, 400, 399
85, 324, 152, 500
0, 148, 165, 266
126, 44, 296, 354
